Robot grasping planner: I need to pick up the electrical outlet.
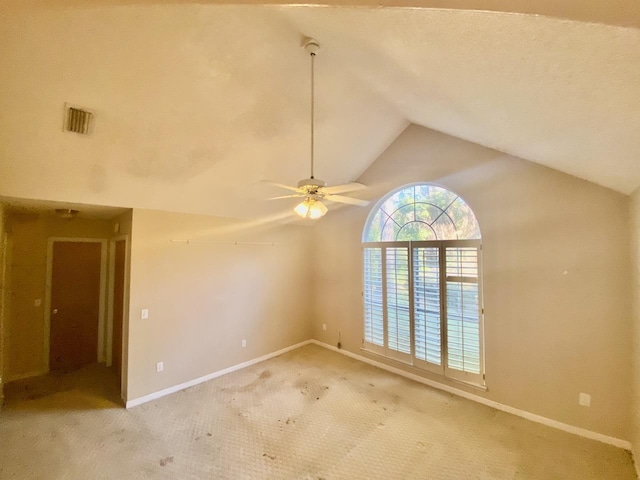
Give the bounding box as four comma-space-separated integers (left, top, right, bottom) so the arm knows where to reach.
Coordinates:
322, 324, 327, 331
34, 298, 42, 307
141, 309, 149, 320
156, 361, 164, 373
242, 339, 247, 348
579, 392, 591, 407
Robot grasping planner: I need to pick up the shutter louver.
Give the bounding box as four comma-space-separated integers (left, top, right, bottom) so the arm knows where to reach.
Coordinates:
445, 247, 481, 375
363, 248, 384, 347
386, 247, 411, 356
413, 247, 441, 366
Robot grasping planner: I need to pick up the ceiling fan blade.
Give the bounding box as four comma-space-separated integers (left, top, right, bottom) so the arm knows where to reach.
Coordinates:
321, 182, 367, 195
324, 194, 370, 207
261, 181, 302, 193
268, 194, 305, 200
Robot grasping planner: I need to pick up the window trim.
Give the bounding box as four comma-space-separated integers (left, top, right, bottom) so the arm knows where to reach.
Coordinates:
358, 345, 489, 392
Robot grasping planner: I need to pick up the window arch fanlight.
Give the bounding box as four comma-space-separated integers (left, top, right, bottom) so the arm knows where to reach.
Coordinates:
361, 183, 485, 386
363, 183, 481, 242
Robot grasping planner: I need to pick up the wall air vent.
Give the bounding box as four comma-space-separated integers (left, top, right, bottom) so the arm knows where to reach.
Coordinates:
64, 105, 93, 135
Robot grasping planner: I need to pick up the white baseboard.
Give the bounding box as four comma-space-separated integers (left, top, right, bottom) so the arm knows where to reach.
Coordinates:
125, 340, 312, 408
309, 340, 632, 452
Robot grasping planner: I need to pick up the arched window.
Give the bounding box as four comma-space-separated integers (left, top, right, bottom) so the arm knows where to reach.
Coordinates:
363, 184, 481, 242
362, 184, 484, 385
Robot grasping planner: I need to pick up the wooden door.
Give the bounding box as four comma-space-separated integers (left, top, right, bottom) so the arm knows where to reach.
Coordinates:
112, 240, 126, 379
50, 241, 102, 371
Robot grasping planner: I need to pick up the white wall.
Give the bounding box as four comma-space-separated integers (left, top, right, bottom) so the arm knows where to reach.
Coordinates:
125, 209, 313, 401
311, 125, 632, 441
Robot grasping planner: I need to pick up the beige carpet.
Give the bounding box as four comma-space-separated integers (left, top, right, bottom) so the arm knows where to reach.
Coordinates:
0, 344, 635, 479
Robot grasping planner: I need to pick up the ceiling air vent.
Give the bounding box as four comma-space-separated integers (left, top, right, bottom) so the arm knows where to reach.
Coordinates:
64, 105, 93, 135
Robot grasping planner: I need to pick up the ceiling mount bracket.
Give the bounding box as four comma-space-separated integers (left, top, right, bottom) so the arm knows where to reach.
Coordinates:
303, 37, 320, 56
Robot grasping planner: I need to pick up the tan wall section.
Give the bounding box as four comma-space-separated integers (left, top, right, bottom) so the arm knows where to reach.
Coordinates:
3, 214, 113, 380
311, 125, 632, 441
630, 190, 640, 459
125, 209, 312, 401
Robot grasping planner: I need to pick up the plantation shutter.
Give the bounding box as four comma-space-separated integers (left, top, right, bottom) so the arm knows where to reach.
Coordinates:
444, 244, 483, 383
385, 246, 411, 362
412, 245, 443, 374
363, 247, 384, 352
363, 240, 483, 385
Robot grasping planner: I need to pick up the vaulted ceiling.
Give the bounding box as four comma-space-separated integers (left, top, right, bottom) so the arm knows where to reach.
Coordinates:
1, 2, 639, 219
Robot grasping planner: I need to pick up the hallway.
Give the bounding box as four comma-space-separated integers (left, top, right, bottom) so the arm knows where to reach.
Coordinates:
3, 363, 121, 411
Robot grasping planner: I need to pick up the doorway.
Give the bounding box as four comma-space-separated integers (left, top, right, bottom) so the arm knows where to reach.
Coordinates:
47, 240, 106, 372
0, 206, 129, 410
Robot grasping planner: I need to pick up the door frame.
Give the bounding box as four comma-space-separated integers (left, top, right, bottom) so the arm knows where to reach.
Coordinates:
107, 234, 129, 399
44, 237, 108, 373
0, 225, 7, 400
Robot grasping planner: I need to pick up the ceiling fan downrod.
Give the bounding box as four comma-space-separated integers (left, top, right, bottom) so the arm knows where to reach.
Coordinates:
304, 38, 320, 181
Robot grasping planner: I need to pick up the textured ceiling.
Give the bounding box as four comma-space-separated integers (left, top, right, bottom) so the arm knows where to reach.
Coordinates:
282, 8, 640, 194
0, 4, 638, 219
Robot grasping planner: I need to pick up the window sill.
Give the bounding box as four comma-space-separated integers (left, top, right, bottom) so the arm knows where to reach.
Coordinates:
360, 347, 488, 392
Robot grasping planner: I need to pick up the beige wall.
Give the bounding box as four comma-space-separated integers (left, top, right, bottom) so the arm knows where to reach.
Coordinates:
125, 209, 312, 401
311, 125, 632, 440
630, 189, 640, 459
3, 214, 113, 380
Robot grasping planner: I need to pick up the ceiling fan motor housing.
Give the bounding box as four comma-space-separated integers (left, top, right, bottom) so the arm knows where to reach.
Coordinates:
297, 177, 327, 191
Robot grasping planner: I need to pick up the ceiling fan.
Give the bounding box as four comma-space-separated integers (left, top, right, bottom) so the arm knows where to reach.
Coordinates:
266, 38, 370, 220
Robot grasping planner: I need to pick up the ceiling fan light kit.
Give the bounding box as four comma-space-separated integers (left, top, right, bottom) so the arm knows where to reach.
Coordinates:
267, 38, 370, 220
294, 197, 328, 219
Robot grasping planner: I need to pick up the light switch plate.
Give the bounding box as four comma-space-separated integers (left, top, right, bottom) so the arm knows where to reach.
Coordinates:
141, 309, 149, 320
579, 392, 591, 407
156, 361, 163, 373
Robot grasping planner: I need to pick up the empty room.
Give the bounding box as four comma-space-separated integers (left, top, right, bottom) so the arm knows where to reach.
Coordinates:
1, 1, 639, 479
